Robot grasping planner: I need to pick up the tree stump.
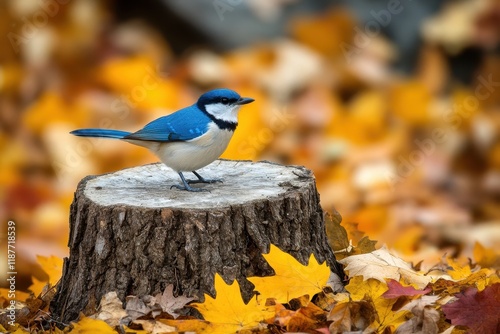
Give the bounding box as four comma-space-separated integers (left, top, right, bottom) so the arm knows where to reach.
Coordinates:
51, 160, 344, 323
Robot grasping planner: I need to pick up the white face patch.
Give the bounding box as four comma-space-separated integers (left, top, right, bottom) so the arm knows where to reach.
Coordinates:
204, 103, 241, 123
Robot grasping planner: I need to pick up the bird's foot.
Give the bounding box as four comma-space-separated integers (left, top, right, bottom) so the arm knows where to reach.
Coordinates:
189, 171, 223, 184
187, 177, 223, 184
170, 184, 210, 192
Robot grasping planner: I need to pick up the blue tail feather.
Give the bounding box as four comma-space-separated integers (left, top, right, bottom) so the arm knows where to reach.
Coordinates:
70, 129, 131, 139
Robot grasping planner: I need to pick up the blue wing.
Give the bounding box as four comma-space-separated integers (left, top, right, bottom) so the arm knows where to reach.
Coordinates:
124, 106, 211, 142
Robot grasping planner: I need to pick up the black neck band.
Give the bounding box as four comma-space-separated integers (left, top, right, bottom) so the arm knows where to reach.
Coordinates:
198, 103, 238, 131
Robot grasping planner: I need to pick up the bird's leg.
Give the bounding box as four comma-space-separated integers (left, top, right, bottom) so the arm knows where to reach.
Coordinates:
170, 172, 209, 192
188, 170, 223, 184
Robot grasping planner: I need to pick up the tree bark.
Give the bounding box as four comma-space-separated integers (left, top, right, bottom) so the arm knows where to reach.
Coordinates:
50, 160, 344, 323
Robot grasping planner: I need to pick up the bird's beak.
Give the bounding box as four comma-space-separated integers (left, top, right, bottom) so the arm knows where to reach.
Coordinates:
235, 97, 255, 105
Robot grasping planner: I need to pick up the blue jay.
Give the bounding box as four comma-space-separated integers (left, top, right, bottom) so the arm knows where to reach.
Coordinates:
71, 88, 254, 192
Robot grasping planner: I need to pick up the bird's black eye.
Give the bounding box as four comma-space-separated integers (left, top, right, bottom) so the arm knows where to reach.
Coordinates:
221, 97, 229, 104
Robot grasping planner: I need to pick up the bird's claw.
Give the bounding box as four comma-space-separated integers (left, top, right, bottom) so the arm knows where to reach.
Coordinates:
187, 178, 223, 184
170, 184, 210, 192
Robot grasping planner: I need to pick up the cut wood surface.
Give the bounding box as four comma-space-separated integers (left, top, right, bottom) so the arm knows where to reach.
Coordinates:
51, 159, 343, 323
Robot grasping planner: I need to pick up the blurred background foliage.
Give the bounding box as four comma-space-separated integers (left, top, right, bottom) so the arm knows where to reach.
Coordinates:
0, 0, 499, 290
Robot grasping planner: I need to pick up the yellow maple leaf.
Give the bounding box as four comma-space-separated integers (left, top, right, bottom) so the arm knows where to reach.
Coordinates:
339, 246, 432, 289
247, 244, 330, 303
68, 316, 116, 334
29, 255, 63, 296
346, 276, 410, 333
446, 258, 472, 281
191, 274, 274, 333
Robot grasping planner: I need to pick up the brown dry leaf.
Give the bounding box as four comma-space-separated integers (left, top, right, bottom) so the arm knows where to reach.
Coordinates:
286, 301, 328, 333
269, 301, 296, 328
325, 212, 351, 256
353, 236, 378, 256
395, 296, 440, 334
151, 284, 194, 319
125, 295, 152, 321
328, 300, 376, 333
326, 213, 377, 260
0, 296, 44, 328
91, 291, 127, 328
339, 246, 432, 288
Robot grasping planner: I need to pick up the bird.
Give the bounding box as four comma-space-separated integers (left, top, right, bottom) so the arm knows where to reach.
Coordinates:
71, 88, 254, 192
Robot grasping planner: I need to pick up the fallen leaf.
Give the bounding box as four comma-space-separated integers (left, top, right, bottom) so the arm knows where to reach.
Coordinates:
159, 319, 212, 333
152, 284, 194, 319
442, 283, 500, 334
382, 279, 431, 299
125, 295, 152, 321
328, 300, 376, 333
353, 236, 378, 256
68, 316, 116, 334
446, 258, 472, 280
268, 301, 295, 328
326, 212, 351, 256
191, 274, 274, 333
287, 301, 328, 333
132, 319, 176, 334
91, 291, 127, 328
346, 276, 410, 333
395, 303, 439, 334
248, 244, 330, 303
28, 255, 63, 296
339, 246, 432, 288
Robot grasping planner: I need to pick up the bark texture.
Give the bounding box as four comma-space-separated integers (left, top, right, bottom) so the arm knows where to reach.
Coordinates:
51, 160, 343, 323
